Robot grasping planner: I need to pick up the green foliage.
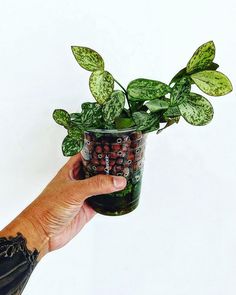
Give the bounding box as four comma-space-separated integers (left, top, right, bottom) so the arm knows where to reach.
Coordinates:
145, 98, 169, 112
67, 126, 83, 140
53, 109, 71, 128
62, 135, 84, 156
186, 41, 215, 73
170, 77, 191, 105
70, 112, 82, 123
163, 106, 181, 118
127, 78, 171, 101
191, 70, 233, 96
89, 70, 114, 104
133, 111, 160, 133
53, 41, 233, 157
114, 117, 135, 129
178, 93, 214, 126
102, 90, 126, 124
81, 102, 104, 128
71, 46, 104, 71
170, 62, 219, 84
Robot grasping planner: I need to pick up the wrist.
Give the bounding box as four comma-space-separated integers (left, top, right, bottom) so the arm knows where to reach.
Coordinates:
0, 212, 49, 261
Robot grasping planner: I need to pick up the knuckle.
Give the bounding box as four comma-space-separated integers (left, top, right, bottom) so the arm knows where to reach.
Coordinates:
94, 174, 107, 189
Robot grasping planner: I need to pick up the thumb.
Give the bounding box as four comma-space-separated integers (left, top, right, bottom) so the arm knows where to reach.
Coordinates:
71, 174, 127, 201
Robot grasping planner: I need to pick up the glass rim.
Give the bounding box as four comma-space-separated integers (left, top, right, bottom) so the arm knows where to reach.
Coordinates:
84, 126, 138, 134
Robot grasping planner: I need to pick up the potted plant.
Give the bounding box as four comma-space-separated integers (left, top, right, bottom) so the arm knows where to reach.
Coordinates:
53, 41, 233, 216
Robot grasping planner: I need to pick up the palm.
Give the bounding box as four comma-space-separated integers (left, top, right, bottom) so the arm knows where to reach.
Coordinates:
39, 153, 97, 251
50, 201, 96, 251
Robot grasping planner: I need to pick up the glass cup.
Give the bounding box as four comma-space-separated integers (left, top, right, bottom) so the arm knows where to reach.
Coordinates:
81, 127, 147, 216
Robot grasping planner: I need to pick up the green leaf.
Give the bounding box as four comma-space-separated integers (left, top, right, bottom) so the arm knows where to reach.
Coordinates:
127, 78, 171, 101
102, 90, 125, 124
179, 93, 214, 126
115, 182, 133, 197
81, 102, 104, 128
170, 63, 219, 84
70, 113, 83, 128
133, 111, 160, 133
62, 135, 84, 156
53, 109, 71, 128
89, 70, 114, 104
129, 101, 148, 112
70, 112, 82, 122
71, 46, 104, 71
145, 98, 169, 112
115, 117, 135, 129
186, 41, 215, 73
67, 126, 83, 140
170, 77, 191, 105
163, 106, 181, 118
191, 70, 233, 96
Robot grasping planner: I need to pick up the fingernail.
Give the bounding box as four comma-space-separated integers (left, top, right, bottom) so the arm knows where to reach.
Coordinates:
112, 176, 127, 190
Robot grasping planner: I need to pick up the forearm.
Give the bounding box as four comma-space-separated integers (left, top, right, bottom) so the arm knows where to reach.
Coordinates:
0, 211, 49, 294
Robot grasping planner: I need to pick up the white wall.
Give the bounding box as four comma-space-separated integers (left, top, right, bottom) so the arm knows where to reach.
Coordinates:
0, 0, 236, 294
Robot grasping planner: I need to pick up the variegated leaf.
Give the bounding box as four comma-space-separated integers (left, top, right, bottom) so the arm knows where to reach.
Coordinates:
71, 46, 104, 71
170, 63, 219, 84
70, 112, 82, 126
133, 111, 160, 133
89, 70, 114, 104
53, 109, 71, 128
163, 106, 181, 118
179, 93, 214, 126
145, 98, 169, 112
67, 126, 83, 140
127, 78, 171, 101
62, 135, 84, 156
186, 41, 215, 73
170, 77, 191, 105
81, 102, 103, 128
191, 70, 233, 96
102, 90, 125, 124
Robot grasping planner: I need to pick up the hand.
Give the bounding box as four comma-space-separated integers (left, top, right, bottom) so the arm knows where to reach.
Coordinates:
10, 153, 127, 258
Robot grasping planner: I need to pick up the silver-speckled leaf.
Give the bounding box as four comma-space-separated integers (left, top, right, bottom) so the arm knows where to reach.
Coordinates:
191, 70, 233, 96
133, 111, 160, 133
71, 46, 104, 71
163, 106, 181, 118
81, 102, 104, 128
62, 135, 84, 156
170, 63, 219, 85
186, 41, 215, 73
70, 113, 83, 128
68, 126, 83, 140
145, 98, 169, 112
127, 78, 171, 101
89, 70, 114, 104
179, 93, 214, 126
102, 90, 125, 124
53, 109, 71, 128
170, 77, 191, 105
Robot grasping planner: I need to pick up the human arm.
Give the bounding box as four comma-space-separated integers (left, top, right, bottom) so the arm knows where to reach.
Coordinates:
0, 153, 127, 294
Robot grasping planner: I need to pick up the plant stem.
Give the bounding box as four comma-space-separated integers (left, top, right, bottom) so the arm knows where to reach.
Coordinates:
114, 78, 134, 119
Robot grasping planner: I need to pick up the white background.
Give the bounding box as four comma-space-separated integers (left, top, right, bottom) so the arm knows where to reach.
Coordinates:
0, 0, 236, 294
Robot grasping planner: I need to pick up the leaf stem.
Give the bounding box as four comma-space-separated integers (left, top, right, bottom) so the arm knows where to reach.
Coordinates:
114, 78, 134, 119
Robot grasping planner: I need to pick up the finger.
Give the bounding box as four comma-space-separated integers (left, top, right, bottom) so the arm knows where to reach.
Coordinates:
58, 153, 82, 179
70, 174, 127, 201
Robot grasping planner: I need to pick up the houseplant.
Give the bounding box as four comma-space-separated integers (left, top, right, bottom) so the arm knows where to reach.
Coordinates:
53, 41, 233, 216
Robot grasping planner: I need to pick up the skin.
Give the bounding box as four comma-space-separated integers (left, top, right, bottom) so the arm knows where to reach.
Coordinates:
0, 152, 127, 260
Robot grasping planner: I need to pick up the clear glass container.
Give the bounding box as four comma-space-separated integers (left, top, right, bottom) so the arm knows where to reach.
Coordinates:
81, 127, 147, 216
